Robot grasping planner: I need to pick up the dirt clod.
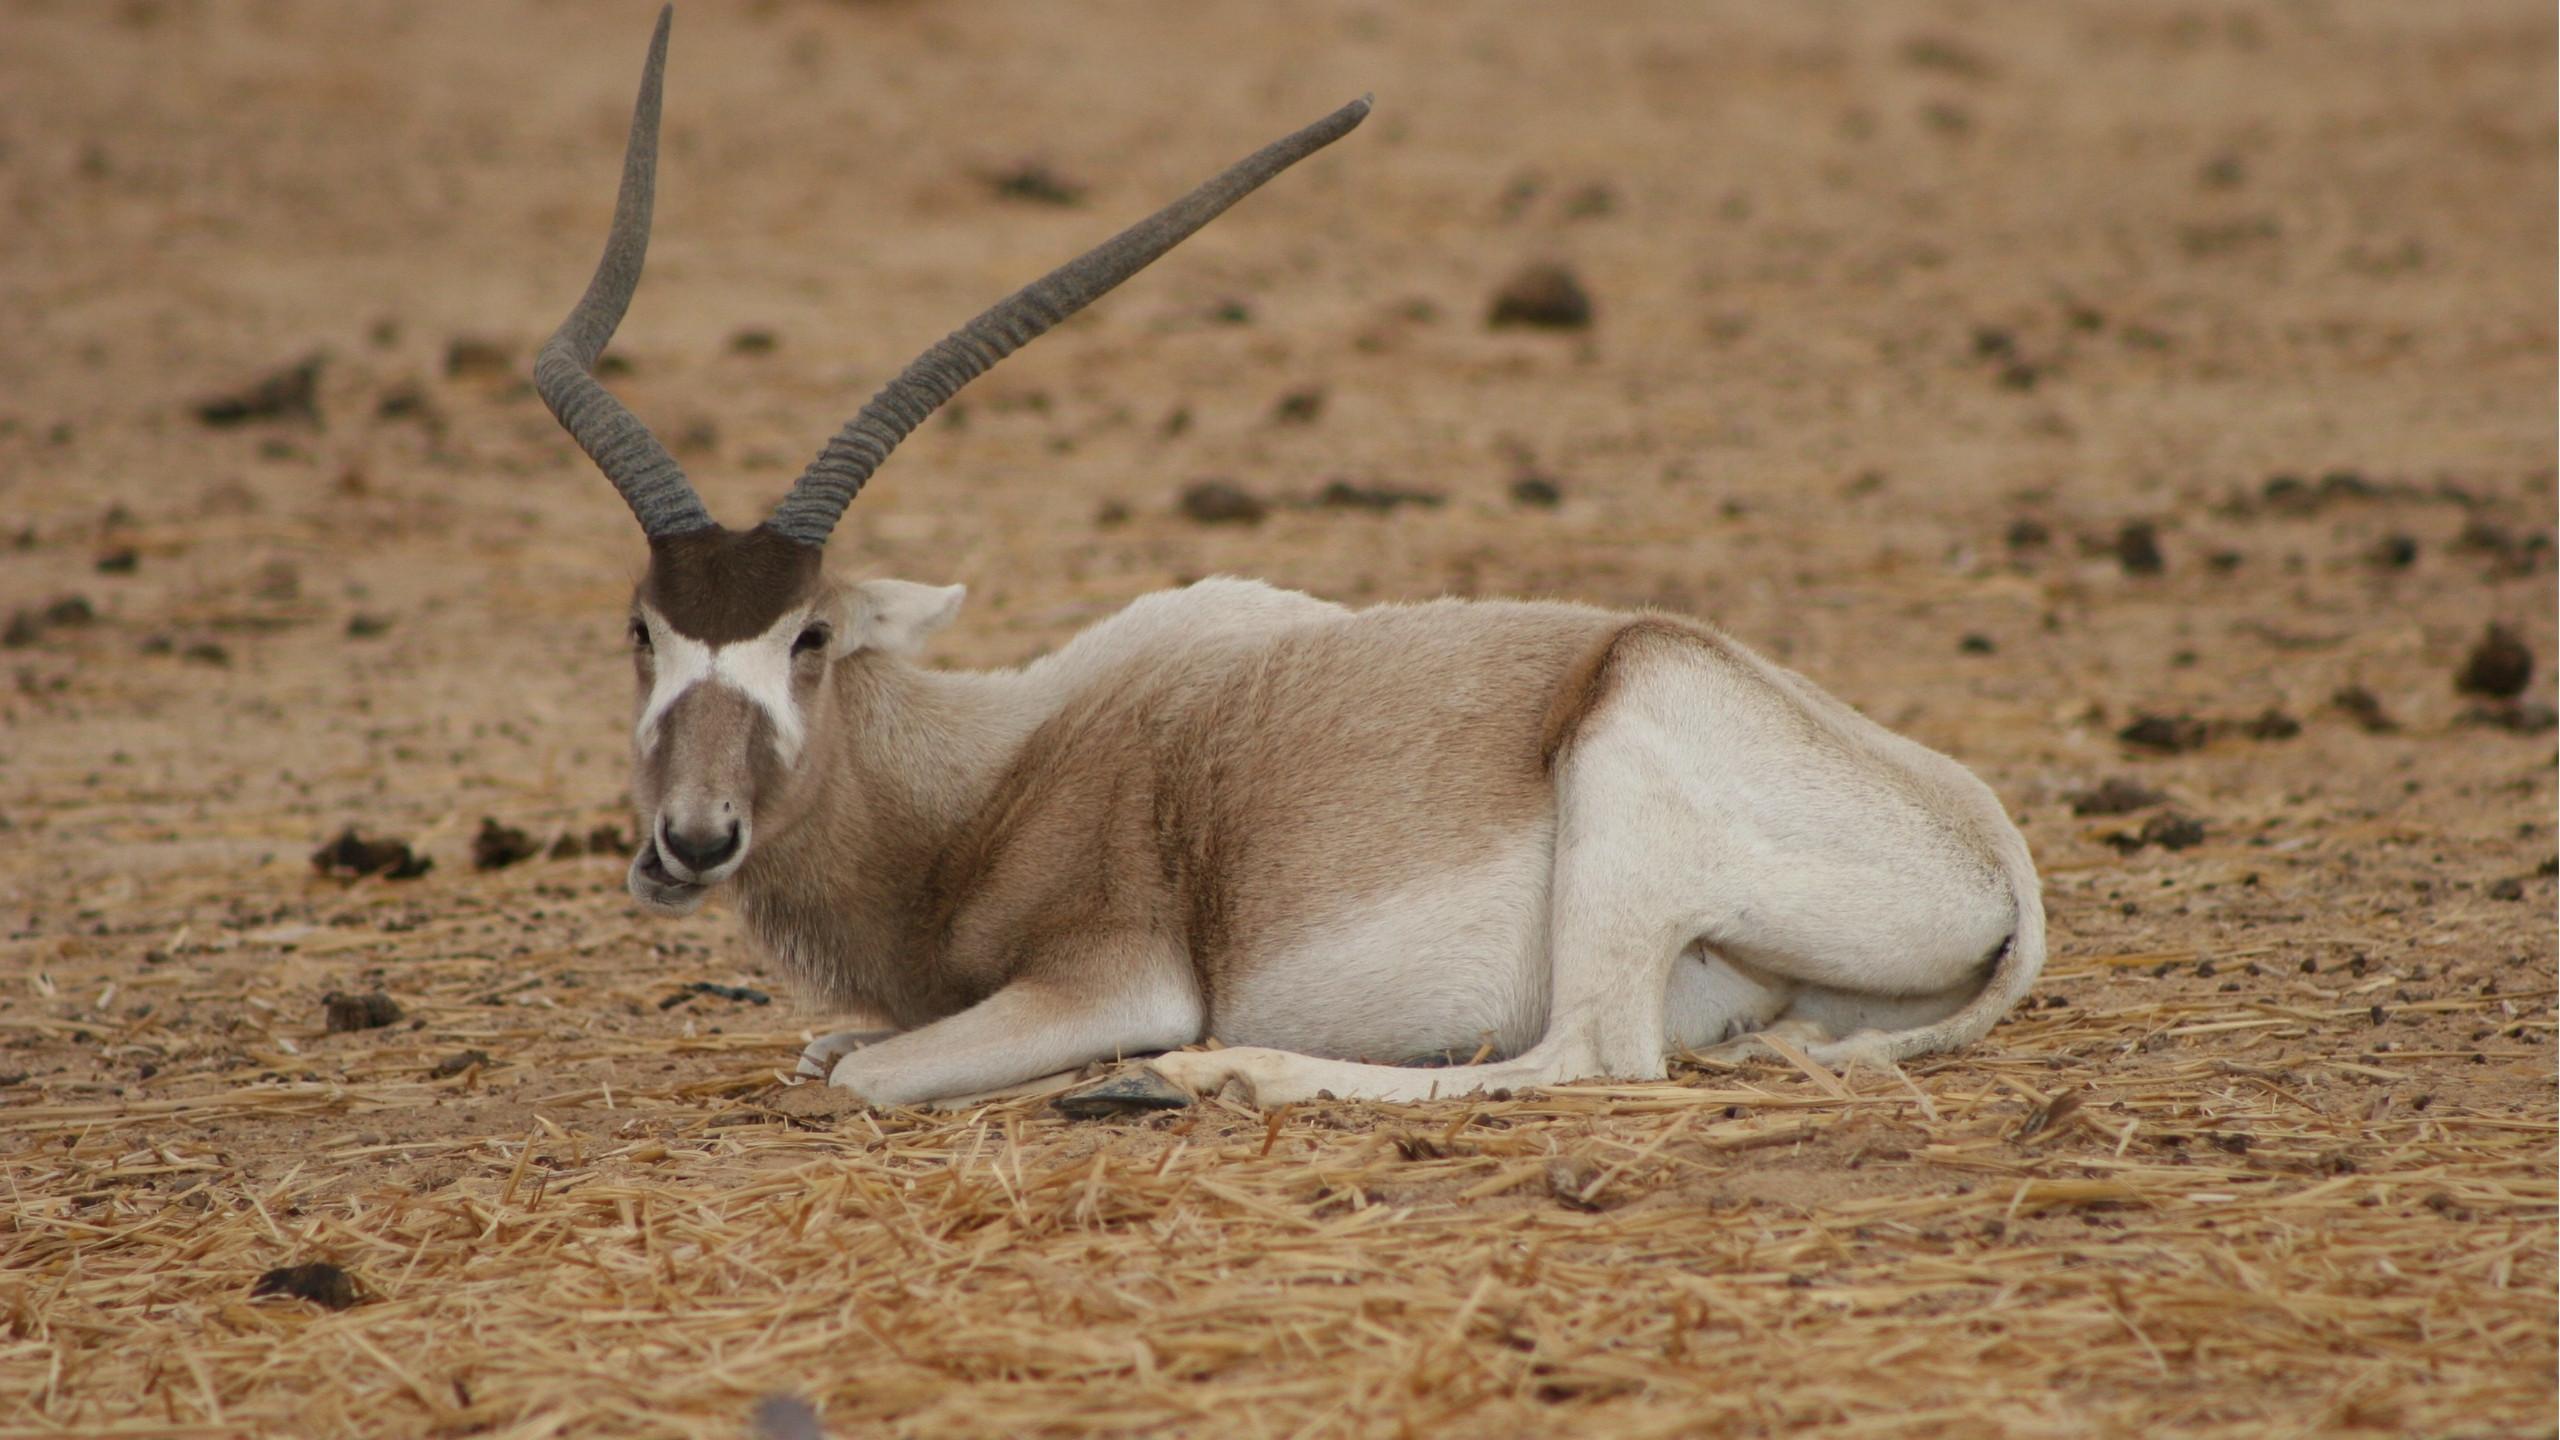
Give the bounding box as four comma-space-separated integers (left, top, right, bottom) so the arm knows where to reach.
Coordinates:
982, 160, 1083, 207
1509, 474, 1564, 508
2244, 708, 2302, 741
2068, 777, 2167, 816
311, 827, 432, 881
1178, 480, 1268, 526
2117, 713, 2208, 754
442, 336, 513, 379
1487, 262, 1593, 330
2455, 624, 2532, 699
471, 817, 540, 872
250, 1262, 361, 1310
2106, 813, 2207, 853
195, 353, 323, 427
1313, 478, 1444, 513
322, 990, 403, 1033
2329, 686, 2399, 733
2113, 521, 2165, 576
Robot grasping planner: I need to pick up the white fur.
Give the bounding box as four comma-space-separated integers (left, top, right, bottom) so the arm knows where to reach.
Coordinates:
1212, 829, 1554, 1062
635, 606, 809, 766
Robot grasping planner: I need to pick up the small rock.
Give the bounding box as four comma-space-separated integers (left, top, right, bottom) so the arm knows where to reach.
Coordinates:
94, 547, 139, 575
1509, 474, 1564, 509
344, 613, 393, 639
1271, 387, 1325, 425
250, 1262, 361, 1310
2113, 521, 2165, 576
2068, 777, 2167, 817
2330, 686, 2398, 734
2455, 624, 2532, 699
728, 328, 779, 355
471, 817, 540, 872
322, 990, 403, 1033
1178, 480, 1267, 526
1957, 633, 1997, 655
311, 827, 433, 881
428, 1049, 491, 1079
195, 354, 324, 428
2369, 533, 2419, 569
2117, 713, 2207, 754
443, 337, 514, 380
2242, 708, 2301, 741
983, 161, 1083, 207
1313, 479, 1444, 513
1487, 262, 1594, 330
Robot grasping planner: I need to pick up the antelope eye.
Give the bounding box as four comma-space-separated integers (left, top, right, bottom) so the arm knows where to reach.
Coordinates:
792, 624, 830, 657
628, 618, 652, 652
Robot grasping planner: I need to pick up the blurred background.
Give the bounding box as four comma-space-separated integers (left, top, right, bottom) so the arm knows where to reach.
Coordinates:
0, 0, 2551, 936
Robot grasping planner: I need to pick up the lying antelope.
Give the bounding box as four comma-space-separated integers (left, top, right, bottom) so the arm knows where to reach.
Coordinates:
536, 9, 2045, 1110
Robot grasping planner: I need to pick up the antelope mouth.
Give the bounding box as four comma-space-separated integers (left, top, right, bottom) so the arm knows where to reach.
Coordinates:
628, 838, 711, 916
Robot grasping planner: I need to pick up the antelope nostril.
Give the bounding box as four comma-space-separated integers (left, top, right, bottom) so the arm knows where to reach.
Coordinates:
659, 818, 742, 873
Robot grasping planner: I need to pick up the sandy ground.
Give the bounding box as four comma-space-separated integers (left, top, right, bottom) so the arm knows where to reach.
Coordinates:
1, 2, 2554, 1436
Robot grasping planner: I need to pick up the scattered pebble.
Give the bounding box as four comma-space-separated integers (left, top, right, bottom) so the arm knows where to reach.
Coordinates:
1177, 480, 1268, 526
728, 328, 779, 355
2242, 707, 2302, 741
2117, 713, 2207, 754
2454, 623, 2532, 699
2113, 521, 2165, 576
443, 337, 514, 379
428, 1049, 491, 1079
195, 354, 323, 427
472, 818, 541, 872
3, 595, 96, 649
1509, 474, 1564, 509
2067, 777, 2166, 816
2329, 686, 2398, 734
982, 161, 1083, 207
1957, 633, 1997, 655
1313, 478, 1444, 513
1271, 387, 1325, 425
94, 546, 139, 575
660, 981, 773, 1010
345, 613, 394, 639
2106, 813, 2207, 854
322, 990, 403, 1033
311, 827, 432, 881
250, 1262, 361, 1310
1487, 262, 1594, 330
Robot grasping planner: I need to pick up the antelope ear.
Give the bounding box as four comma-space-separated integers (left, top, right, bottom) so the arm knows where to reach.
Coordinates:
845, 580, 965, 657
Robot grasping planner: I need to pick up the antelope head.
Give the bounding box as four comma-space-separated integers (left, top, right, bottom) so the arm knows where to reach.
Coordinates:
535, 8, 1367, 915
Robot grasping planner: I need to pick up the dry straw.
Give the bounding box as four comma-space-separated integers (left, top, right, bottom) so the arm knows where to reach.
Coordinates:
2, 923, 2553, 1438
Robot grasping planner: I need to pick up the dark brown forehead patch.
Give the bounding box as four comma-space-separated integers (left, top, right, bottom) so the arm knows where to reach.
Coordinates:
639, 524, 825, 644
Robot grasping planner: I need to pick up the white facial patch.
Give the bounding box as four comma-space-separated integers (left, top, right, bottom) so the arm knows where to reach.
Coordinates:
633, 606, 810, 767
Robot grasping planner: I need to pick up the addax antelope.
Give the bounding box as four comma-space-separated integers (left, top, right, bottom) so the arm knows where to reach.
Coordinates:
534, 9, 2045, 1110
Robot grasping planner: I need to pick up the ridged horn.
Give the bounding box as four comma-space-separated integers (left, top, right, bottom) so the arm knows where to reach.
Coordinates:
534, 5, 716, 539
763, 94, 1372, 547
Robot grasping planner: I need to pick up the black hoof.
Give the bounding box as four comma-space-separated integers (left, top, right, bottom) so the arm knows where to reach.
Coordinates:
1052, 1067, 1193, 1118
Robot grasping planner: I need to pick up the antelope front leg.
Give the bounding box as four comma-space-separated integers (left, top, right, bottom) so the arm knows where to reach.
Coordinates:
795, 1027, 897, 1080
825, 959, 1201, 1109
